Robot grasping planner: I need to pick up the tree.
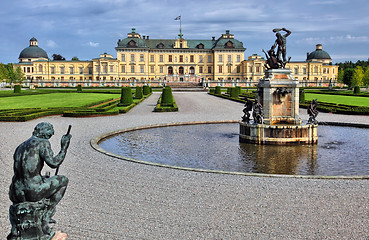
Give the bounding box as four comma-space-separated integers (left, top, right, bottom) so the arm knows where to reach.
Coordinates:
363, 67, 369, 88
0, 64, 25, 85
14, 66, 25, 84
71, 56, 79, 61
337, 68, 344, 85
52, 54, 66, 61
343, 68, 354, 87
352, 66, 364, 87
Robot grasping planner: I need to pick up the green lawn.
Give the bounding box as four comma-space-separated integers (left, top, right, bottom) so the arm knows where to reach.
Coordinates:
305, 93, 369, 107
0, 93, 119, 109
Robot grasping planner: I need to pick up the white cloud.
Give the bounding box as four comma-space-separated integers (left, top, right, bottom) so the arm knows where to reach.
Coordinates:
87, 41, 100, 47
46, 40, 58, 48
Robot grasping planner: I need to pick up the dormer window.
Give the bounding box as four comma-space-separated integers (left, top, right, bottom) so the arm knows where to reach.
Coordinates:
197, 43, 204, 49
225, 41, 234, 49
127, 40, 137, 47
157, 43, 164, 49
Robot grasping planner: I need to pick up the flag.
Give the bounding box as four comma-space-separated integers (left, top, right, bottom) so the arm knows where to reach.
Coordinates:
174, 16, 181, 20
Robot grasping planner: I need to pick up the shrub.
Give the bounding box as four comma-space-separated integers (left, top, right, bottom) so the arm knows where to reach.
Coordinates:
354, 86, 360, 94
230, 87, 239, 99
143, 85, 151, 95
215, 86, 221, 95
299, 89, 305, 104
161, 86, 174, 106
135, 86, 143, 99
236, 86, 242, 95
120, 87, 133, 106
77, 84, 82, 92
14, 85, 21, 93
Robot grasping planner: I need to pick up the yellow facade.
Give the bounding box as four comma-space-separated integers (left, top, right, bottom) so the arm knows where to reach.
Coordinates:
14, 35, 338, 88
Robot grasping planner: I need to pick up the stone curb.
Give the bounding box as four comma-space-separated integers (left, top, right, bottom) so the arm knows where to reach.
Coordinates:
90, 120, 369, 180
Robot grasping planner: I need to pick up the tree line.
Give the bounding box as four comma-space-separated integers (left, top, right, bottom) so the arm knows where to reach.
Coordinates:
0, 63, 25, 85
336, 60, 369, 88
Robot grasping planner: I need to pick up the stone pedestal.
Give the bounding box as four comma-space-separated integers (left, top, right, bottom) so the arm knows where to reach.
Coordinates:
257, 69, 300, 125
240, 68, 318, 145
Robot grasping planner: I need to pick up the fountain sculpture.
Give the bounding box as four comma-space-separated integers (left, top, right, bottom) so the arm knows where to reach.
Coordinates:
239, 28, 318, 145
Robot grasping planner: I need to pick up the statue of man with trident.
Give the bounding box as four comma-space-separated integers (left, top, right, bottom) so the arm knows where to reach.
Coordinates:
8, 122, 71, 239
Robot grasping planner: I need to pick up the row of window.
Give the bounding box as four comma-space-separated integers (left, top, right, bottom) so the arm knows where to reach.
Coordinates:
121, 54, 242, 63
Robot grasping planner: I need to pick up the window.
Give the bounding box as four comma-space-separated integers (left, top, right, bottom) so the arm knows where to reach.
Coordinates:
121, 66, 125, 73
121, 54, 126, 62
294, 67, 298, 75
199, 66, 203, 73
208, 55, 212, 63
110, 66, 114, 73
38, 65, 43, 73
131, 54, 135, 62
51, 67, 55, 74
228, 65, 232, 73
160, 66, 163, 73
140, 54, 144, 62
237, 66, 240, 73
228, 55, 232, 63
169, 55, 173, 62
237, 55, 241, 62
150, 66, 154, 73
140, 65, 144, 73
88, 67, 92, 74
69, 67, 74, 74
179, 55, 184, 62
131, 66, 135, 73
159, 55, 163, 62
219, 66, 223, 73
199, 55, 203, 63
314, 66, 318, 73
79, 67, 83, 74
180, 43, 183, 48
60, 67, 65, 74
303, 68, 307, 74
103, 65, 107, 73
150, 55, 154, 62
190, 55, 194, 62
208, 66, 212, 73
219, 55, 223, 62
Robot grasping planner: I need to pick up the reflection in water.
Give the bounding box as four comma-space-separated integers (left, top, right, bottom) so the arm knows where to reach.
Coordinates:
99, 123, 369, 176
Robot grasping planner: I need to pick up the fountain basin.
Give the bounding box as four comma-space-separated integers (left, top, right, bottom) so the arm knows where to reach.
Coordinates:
239, 122, 318, 145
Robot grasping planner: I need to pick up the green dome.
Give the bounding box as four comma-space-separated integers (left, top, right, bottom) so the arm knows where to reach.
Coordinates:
19, 46, 48, 59
307, 44, 331, 60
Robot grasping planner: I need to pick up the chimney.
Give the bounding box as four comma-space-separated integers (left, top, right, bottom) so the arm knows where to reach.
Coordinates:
212, 36, 215, 41
147, 36, 150, 40
307, 52, 309, 59
226, 30, 230, 34
142, 35, 146, 39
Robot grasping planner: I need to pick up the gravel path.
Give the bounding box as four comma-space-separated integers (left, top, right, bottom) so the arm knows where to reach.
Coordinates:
0, 92, 368, 239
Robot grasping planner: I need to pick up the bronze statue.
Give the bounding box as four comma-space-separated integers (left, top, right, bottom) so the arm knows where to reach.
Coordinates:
242, 98, 253, 123
264, 28, 291, 69
307, 99, 319, 124
252, 99, 264, 124
8, 122, 72, 240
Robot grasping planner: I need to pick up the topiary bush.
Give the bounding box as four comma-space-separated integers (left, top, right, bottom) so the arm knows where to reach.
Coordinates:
143, 85, 151, 95
215, 86, 221, 95
77, 84, 82, 92
230, 87, 239, 99
14, 85, 21, 94
135, 86, 143, 99
236, 86, 242, 95
354, 86, 360, 94
161, 86, 174, 106
120, 87, 133, 106
299, 89, 305, 104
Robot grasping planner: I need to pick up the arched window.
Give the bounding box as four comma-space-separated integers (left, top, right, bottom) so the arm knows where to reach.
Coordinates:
38, 65, 43, 73
179, 66, 184, 75
189, 67, 195, 75
168, 66, 173, 75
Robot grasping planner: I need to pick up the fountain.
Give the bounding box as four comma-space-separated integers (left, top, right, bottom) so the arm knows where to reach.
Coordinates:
239, 28, 318, 145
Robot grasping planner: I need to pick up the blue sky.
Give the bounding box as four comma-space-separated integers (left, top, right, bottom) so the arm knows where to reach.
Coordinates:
1, 0, 369, 64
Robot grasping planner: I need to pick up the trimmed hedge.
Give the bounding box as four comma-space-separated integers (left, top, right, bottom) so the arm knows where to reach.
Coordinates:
301, 100, 369, 115
215, 86, 222, 94
119, 87, 133, 106
160, 86, 174, 107
135, 86, 143, 99
354, 86, 360, 94
230, 87, 239, 99
14, 85, 21, 94
143, 85, 151, 95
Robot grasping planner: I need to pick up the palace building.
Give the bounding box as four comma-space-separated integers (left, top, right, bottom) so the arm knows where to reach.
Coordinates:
14, 29, 338, 88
